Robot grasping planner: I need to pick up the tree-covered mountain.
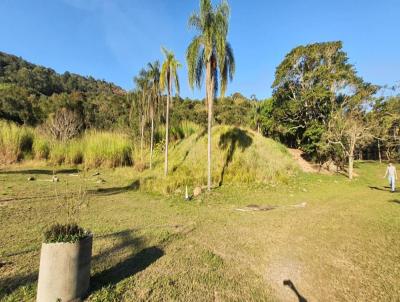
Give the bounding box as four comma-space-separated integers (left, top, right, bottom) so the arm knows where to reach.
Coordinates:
0, 51, 125, 96
0, 51, 259, 132
0, 51, 129, 128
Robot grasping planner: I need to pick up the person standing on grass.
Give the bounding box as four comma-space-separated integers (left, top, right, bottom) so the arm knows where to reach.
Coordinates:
384, 162, 397, 192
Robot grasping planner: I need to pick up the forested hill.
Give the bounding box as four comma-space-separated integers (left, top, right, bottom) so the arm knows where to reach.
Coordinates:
0, 51, 129, 128
0, 51, 261, 132
0, 51, 125, 96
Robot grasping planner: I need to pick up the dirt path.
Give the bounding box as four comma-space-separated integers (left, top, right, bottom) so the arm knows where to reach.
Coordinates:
288, 148, 320, 173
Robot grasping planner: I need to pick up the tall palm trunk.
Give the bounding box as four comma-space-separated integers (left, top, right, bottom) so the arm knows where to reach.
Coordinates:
206, 60, 215, 191
139, 90, 146, 163
164, 76, 171, 176
149, 106, 154, 169
140, 114, 145, 162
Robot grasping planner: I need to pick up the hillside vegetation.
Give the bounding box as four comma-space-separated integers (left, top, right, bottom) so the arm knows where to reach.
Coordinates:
0, 121, 298, 193
138, 125, 298, 193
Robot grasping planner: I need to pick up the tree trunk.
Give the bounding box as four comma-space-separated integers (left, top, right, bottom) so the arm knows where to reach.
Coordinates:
206, 61, 215, 191
378, 139, 382, 163
348, 154, 354, 180
164, 78, 171, 176
150, 107, 154, 169
140, 114, 145, 162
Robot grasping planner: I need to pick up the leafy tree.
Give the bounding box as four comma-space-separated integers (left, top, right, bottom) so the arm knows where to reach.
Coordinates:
268, 41, 363, 159
323, 84, 376, 179
186, 0, 235, 190
0, 83, 39, 125
160, 47, 181, 176
369, 96, 400, 161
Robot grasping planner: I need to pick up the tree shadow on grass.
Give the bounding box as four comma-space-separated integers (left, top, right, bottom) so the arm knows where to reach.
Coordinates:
172, 129, 207, 173
93, 229, 142, 264
172, 150, 190, 172
91, 229, 164, 292
89, 180, 140, 196
388, 199, 400, 205
218, 128, 253, 186
91, 246, 164, 291
0, 271, 37, 300
283, 280, 308, 302
368, 186, 387, 191
0, 168, 80, 175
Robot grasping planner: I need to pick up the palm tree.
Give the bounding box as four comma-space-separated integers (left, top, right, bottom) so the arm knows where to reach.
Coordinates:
133, 68, 150, 162
186, 0, 235, 191
160, 47, 181, 176
147, 61, 161, 169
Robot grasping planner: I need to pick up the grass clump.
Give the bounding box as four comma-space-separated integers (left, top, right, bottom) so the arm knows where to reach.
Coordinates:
84, 131, 133, 168
44, 223, 90, 243
156, 121, 204, 142
65, 139, 84, 165
49, 141, 68, 165
0, 120, 34, 164
33, 135, 51, 160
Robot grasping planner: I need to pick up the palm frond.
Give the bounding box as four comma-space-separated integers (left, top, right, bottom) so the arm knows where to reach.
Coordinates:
195, 48, 205, 88
186, 36, 203, 90
188, 13, 203, 31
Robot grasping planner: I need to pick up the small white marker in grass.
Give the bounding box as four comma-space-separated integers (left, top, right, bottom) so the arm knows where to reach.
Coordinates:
185, 185, 190, 201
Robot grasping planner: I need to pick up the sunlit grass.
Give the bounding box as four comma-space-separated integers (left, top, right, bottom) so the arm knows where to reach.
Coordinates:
0, 162, 399, 301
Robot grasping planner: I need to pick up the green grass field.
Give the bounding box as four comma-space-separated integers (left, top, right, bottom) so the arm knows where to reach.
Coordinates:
0, 161, 399, 301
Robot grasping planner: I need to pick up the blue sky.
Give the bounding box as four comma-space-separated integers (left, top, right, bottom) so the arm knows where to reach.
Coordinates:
0, 0, 399, 99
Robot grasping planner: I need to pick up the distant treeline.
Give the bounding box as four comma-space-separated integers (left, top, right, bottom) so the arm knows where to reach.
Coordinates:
0, 51, 259, 131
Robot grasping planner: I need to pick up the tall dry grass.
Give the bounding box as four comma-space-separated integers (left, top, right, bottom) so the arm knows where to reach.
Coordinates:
0, 121, 34, 164
0, 120, 134, 168
83, 131, 132, 168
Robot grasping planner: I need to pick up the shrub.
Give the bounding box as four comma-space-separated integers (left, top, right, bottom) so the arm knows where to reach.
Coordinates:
44, 223, 90, 243
155, 121, 203, 143
180, 120, 203, 137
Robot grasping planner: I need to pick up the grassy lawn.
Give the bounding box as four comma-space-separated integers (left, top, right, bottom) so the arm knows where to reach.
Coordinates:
0, 161, 399, 301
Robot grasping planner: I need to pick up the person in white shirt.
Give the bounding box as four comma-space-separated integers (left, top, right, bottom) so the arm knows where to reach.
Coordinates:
384, 162, 397, 192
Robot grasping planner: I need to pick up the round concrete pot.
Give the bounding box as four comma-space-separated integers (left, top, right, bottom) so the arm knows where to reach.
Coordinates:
36, 235, 92, 302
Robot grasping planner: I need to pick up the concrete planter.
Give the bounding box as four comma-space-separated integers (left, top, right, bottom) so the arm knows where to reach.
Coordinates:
37, 235, 92, 302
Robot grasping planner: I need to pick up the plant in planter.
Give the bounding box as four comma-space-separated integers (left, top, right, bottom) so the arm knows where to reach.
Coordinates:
37, 176, 92, 302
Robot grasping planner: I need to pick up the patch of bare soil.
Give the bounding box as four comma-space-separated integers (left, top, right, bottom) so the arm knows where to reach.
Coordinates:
288, 149, 333, 174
